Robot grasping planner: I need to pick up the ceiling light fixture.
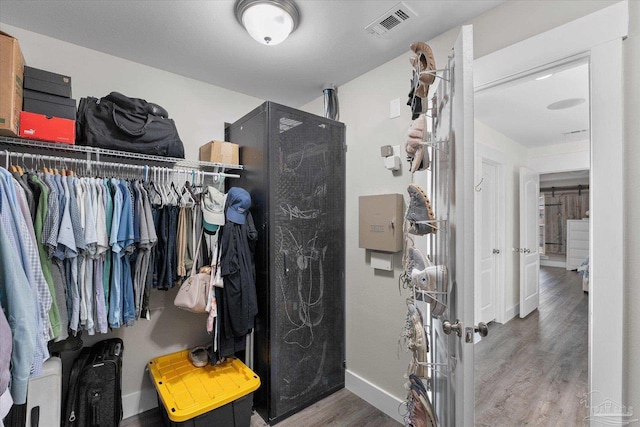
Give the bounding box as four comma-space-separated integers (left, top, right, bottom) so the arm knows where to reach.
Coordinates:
235, 0, 300, 46
535, 73, 553, 81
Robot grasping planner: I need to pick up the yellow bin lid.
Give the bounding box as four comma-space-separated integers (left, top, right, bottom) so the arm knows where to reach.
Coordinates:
148, 350, 260, 422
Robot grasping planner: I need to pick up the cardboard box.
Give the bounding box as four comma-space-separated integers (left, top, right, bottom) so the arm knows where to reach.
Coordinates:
19, 111, 75, 144
24, 66, 72, 98
23, 89, 77, 120
199, 140, 239, 165
0, 32, 25, 137
359, 194, 404, 252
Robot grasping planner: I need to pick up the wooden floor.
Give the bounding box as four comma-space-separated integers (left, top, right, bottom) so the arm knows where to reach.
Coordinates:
122, 266, 587, 427
121, 388, 400, 426
474, 266, 588, 426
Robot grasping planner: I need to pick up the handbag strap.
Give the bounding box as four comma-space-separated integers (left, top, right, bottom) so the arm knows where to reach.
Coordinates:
190, 229, 205, 277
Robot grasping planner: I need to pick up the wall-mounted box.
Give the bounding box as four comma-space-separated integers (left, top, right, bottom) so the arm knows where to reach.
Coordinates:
359, 193, 404, 252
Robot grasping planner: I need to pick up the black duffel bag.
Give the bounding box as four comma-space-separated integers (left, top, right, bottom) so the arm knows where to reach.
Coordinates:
76, 92, 185, 158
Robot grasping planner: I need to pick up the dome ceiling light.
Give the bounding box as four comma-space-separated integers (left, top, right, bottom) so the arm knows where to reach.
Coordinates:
235, 0, 300, 46
547, 98, 586, 110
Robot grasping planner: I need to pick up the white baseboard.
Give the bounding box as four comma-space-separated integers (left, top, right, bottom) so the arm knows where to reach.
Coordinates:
504, 303, 519, 323
122, 387, 158, 419
540, 259, 566, 268
345, 369, 404, 424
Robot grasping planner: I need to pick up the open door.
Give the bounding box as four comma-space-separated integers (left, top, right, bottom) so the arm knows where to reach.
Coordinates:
435, 24, 476, 427
519, 167, 540, 318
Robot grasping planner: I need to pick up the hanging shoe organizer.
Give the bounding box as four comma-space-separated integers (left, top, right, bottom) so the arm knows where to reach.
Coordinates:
401, 53, 454, 427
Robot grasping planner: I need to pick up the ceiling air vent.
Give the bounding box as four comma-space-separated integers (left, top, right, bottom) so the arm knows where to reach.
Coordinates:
365, 2, 417, 37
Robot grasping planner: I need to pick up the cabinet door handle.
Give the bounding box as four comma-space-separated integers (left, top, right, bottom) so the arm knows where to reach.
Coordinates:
283, 251, 290, 276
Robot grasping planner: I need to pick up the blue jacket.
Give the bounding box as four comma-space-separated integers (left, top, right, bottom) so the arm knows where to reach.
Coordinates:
0, 224, 37, 404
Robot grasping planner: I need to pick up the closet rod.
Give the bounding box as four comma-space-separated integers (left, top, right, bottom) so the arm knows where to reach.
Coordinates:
540, 185, 589, 193
2, 150, 240, 179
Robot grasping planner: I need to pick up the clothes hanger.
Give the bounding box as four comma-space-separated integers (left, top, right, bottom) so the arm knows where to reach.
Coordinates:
17, 153, 26, 176
149, 167, 165, 206
43, 157, 51, 174
180, 172, 197, 208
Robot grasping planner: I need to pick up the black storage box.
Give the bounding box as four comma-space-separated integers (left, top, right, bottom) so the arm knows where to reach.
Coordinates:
24, 66, 72, 98
23, 89, 76, 120
157, 394, 253, 427
148, 352, 260, 427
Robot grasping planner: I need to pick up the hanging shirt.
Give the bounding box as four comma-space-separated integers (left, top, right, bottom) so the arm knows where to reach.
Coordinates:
29, 175, 62, 340
57, 176, 76, 259
109, 178, 124, 328
76, 179, 88, 330
119, 181, 136, 326
42, 174, 60, 257
52, 174, 66, 256
95, 179, 109, 256
0, 171, 49, 378
67, 176, 86, 334
0, 224, 36, 404
102, 179, 113, 316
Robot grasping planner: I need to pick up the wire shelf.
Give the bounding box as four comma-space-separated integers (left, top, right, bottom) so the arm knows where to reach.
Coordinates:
0, 136, 243, 172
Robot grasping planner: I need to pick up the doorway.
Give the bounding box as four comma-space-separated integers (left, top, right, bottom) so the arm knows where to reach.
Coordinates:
473, 60, 590, 423
539, 170, 590, 270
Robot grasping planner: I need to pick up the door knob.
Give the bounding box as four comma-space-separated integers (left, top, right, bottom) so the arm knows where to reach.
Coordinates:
465, 322, 489, 343
475, 322, 489, 337
492, 249, 500, 254
524, 248, 531, 253
442, 319, 463, 337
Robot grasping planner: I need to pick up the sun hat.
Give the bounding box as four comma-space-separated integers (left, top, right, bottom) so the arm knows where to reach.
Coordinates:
226, 187, 251, 225
202, 186, 226, 233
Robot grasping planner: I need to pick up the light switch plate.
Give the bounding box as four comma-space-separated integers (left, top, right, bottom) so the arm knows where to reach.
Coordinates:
389, 98, 401, 119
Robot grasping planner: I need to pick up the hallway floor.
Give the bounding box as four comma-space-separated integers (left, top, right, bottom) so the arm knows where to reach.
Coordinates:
474, 266, 588, 426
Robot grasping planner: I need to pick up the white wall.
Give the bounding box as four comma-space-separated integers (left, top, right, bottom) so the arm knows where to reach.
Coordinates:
624, 0, 640, 417
475, 120, 527, 320
0, 23, 264, 418
0, 23, 263, 161
301, 0, 617, 416
527, 139, 590, 173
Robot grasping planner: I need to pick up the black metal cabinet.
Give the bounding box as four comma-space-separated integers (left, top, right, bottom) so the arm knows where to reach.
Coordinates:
228, 102, 345, 424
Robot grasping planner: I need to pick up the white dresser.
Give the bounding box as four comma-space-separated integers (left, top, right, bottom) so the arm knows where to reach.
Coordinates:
566, 219, 589, 270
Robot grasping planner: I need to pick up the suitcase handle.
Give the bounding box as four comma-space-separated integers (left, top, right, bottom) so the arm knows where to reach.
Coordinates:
90, 391, 100, 427
30, 406, 40, 427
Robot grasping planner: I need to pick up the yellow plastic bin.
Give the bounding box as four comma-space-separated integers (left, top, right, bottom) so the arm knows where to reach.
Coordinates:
148, 350, 260, 427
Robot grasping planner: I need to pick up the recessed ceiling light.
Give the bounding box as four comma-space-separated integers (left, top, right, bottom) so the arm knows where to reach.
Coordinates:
547, 98, 586, 110
535, 73, 553, 81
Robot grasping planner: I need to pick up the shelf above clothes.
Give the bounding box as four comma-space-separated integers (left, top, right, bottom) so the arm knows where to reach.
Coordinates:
0, 136, 244, 175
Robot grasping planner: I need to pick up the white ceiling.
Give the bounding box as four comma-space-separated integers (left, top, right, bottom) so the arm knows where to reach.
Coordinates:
475, 62, 590, 147
0, 0, 503, 107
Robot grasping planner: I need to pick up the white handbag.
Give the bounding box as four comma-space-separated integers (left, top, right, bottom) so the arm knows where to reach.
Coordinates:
174, 231, 209, 313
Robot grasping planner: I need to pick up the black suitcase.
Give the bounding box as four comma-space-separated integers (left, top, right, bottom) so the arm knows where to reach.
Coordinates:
64, 339, 124, 427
